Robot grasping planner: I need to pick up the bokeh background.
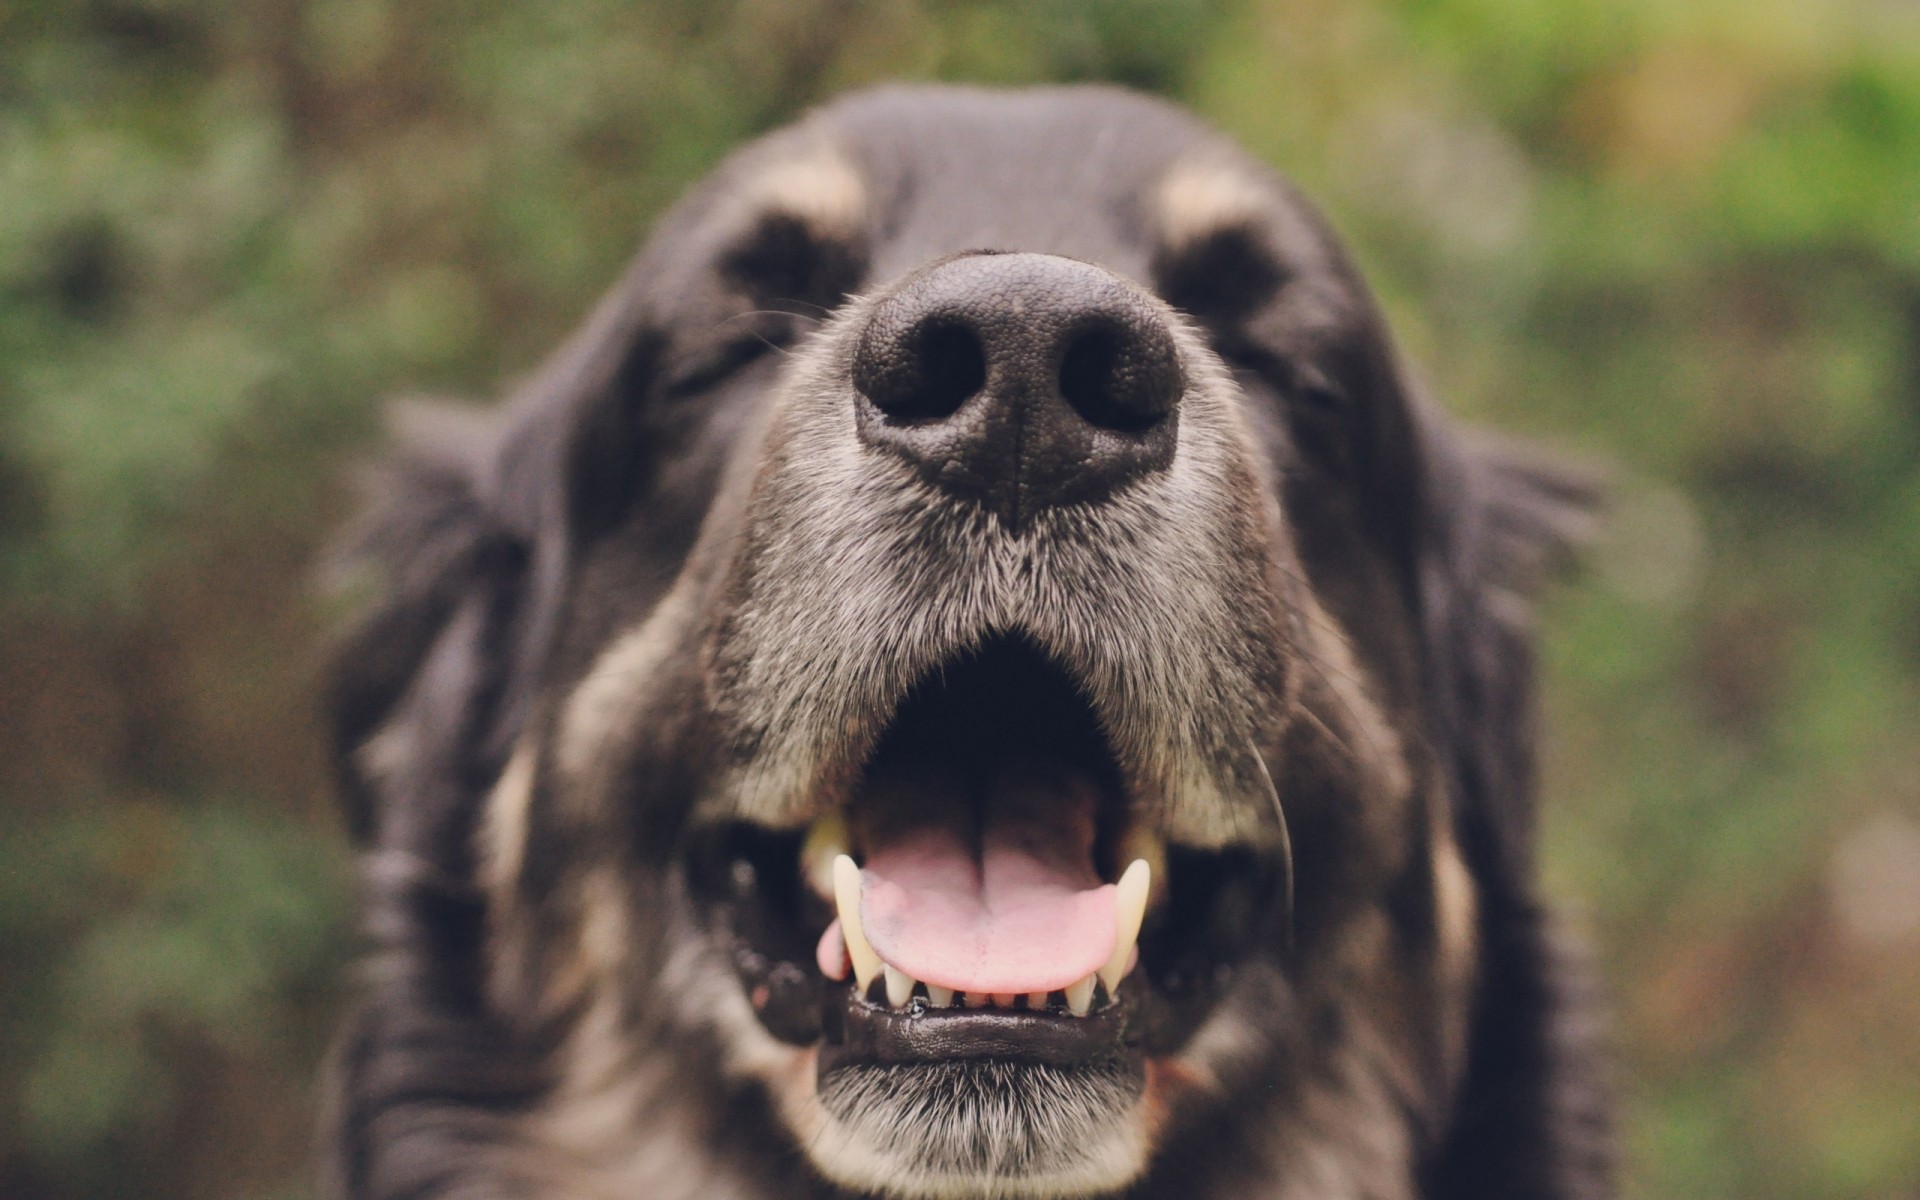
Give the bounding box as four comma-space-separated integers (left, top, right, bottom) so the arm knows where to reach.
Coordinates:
3, 1, 1918, 1197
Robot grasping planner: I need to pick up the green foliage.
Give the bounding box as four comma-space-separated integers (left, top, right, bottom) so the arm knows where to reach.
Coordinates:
2, 802, 348, 1193
1, 2, 1915, 1198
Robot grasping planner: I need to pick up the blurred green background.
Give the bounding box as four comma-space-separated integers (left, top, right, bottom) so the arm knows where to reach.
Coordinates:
2, 1, 1917, 1197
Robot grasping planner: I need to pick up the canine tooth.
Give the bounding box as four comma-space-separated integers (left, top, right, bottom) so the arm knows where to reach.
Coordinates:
926, 984, 955, 1007
884, 965, 915, 1007
1099, 858, 1152, 995
1065, 975, 1096, 1016
1028, 991, 1049, 1010
802, 814, 850, 900
832, 855, 882, 992
1118, 826, 1167, 903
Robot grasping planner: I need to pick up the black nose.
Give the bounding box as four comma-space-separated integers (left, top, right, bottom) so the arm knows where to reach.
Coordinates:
851, 252, 1183, 526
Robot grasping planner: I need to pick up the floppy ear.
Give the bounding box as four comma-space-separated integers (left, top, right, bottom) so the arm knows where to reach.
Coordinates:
322, 254, 668, 851
1419, 424, 1600, 867
324, 402, 529, 852
317, 323, 658, 1200
1414, 417, 1614, 1199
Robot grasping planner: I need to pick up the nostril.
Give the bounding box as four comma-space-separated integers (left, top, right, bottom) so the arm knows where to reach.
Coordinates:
1058, 319, 1181, 434
855, 317, 987, 422
852, 254, 1183, 524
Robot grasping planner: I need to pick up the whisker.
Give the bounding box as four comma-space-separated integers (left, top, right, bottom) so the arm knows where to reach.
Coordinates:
723, 307, 827, 326
1248, 739, 1295, 949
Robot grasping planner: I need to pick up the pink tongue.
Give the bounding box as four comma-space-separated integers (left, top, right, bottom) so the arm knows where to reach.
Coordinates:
846, 770, 1117, 996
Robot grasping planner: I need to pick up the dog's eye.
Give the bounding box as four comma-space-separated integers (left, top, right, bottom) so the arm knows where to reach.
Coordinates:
661, 331, 789, 401
1224, 346, 1344, 415
1290, 368, 1345, 416
1227, 349, 1353, 477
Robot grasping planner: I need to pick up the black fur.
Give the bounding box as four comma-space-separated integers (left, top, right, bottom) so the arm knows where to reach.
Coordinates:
323, 84, 1610, 1200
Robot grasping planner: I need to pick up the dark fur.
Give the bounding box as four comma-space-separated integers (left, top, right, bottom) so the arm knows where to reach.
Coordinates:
323, 85, 1610, 1199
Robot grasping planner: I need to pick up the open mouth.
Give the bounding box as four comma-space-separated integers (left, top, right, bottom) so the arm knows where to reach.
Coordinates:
688, 636, 1284, 1075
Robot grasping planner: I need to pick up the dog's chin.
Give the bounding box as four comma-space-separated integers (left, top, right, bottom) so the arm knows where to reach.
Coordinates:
806, 1060, 1150, 1200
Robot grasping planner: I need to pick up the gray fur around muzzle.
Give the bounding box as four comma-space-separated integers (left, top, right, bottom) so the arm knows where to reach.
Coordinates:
659, 248, 1310, 1199
703, 250, 1302, 851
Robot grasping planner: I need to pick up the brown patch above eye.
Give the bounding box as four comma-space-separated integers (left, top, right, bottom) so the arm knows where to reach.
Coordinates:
1149, 160, 1287, 324
1154, 159, 1266, 247
746, 152, 868, 237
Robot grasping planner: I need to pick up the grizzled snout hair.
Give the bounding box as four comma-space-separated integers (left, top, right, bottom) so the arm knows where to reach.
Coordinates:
702, 250, 1296, 850
323, 84, 1612, 1200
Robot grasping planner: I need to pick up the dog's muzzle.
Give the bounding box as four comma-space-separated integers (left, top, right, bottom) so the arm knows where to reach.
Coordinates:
685, 249, 1292, 1194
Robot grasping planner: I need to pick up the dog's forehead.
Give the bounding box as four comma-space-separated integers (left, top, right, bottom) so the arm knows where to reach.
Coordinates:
827, 86, 1202, 278
708, 84, 1338, 289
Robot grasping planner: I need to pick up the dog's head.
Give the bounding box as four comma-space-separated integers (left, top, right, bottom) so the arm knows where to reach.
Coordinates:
328, 85, 1602, 1200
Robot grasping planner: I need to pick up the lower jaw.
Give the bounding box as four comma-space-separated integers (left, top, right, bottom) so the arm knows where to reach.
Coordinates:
808, 1054, 1151, 1200
781, 989, 1151, 1197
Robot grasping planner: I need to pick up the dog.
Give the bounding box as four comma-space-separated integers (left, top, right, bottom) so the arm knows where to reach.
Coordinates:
322, 84, 1612, 1200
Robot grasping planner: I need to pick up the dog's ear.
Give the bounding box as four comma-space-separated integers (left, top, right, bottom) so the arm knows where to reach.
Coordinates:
323, 262, 671, 854
320, 397, 569, 1200
1414, 415, 1614, 1198
323, 402, 531, 850
1418, 421, 1601, 873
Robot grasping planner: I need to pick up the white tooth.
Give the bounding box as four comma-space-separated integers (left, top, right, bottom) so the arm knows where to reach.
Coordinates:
994, 993, 1018, 1008
1118, 826, 1167, 901
926, 984, 955, 1007
1099, 858, 1152, 995
1028, 991, 1050, 1010
1065, 975, 1096, 1016
965, 990, 991, 1008
885, 965, 915, 1007
802, 814, 850, 900
832, 855, 882, 992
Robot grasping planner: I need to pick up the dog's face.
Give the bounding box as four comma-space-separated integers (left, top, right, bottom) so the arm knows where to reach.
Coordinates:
330, 85, 1603, 1200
